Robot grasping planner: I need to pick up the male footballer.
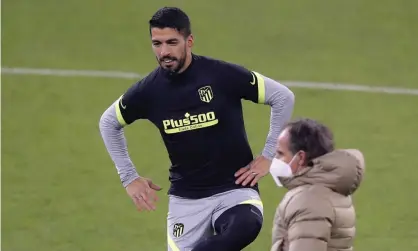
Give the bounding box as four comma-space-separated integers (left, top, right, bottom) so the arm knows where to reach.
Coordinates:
99, 7, 295, 251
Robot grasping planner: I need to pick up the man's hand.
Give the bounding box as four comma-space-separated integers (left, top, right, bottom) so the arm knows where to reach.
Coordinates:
235, 156, 272, 187
126, 177, 162, 212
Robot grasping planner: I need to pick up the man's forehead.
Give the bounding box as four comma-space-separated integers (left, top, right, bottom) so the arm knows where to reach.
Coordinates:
151, 27, 182, 39
277, 128, 290, 148
278, 128, 290, 141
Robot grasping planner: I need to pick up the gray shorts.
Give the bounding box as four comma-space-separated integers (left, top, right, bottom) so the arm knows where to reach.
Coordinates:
166, 188, 263, 251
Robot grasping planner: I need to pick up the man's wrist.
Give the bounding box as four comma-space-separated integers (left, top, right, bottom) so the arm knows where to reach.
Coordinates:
261, 150, 274, 161
122, 173, 140, 188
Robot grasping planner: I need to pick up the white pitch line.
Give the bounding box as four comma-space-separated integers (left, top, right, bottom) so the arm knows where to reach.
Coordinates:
1, 67, 142, 79
283, 81, 418, 95
2, 67, 418, 96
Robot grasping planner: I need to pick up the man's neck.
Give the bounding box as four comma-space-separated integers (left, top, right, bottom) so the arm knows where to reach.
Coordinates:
177, 53, 193, 74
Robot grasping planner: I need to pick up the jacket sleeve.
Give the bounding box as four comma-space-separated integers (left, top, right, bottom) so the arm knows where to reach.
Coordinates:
285, 191, 335, 251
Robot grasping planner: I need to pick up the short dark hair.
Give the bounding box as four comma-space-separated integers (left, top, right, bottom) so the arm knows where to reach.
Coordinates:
149, 7, 192, 37
286, 118, 335, 164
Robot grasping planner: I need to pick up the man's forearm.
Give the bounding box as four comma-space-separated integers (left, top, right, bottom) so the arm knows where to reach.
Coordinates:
99, 101, 139, 187
260, 75, 295, 160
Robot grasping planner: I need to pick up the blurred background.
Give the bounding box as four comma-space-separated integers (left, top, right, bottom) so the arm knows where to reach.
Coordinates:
2, 0, 418, 250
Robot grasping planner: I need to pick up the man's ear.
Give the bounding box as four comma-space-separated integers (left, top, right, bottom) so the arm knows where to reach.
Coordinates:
298, 151, 308, 166
187, 34, 194, 48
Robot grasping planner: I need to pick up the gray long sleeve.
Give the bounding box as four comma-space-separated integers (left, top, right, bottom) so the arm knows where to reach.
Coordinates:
99, 101, 139, 187
260, 75, 295, 160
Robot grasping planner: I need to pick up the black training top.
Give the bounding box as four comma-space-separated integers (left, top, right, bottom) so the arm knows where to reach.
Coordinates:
116, 54, 265, 199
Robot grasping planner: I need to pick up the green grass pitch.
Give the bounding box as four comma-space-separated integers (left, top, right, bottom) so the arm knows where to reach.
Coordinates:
2, 0, 418, 250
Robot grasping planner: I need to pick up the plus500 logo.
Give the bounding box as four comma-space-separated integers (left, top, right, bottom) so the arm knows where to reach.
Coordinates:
162, 111, 218, 134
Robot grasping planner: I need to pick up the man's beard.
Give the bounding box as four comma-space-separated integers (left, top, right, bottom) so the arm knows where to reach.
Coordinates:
158, 48, 187, 74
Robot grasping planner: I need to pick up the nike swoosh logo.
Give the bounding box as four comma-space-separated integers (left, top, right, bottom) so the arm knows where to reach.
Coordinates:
120, 98, 126, 109
250, 72, 256, 85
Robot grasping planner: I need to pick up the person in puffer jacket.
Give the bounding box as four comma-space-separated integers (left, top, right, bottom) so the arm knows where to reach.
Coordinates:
269, 118, 365, 251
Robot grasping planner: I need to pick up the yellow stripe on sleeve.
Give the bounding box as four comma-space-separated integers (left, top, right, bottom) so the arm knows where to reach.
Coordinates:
115, 96, 127, 126
252, 71, 265, 104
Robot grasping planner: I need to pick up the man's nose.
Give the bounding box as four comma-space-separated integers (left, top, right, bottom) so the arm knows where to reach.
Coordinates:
160, 44, 171, 57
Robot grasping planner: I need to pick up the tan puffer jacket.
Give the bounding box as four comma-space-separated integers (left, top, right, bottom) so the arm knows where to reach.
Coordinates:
270, 149, 365, 251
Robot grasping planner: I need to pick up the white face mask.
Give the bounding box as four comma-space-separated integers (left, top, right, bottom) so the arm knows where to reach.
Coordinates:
269, 155, 298, 187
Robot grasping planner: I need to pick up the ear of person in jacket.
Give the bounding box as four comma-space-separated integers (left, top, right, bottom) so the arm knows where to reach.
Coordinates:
269, 118, 365, 251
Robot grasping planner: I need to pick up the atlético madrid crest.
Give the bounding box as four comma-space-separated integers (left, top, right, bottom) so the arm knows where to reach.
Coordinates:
173, 223, 184, 238
198, 86, 213, 103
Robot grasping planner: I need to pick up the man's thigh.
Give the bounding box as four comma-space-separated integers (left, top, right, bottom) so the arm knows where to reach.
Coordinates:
212, 188, 264, 229
167, 195, 216, 251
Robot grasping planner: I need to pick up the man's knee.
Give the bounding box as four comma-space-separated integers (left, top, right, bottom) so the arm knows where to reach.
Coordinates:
215, 204, 263, 247
191, 204, 263, 251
